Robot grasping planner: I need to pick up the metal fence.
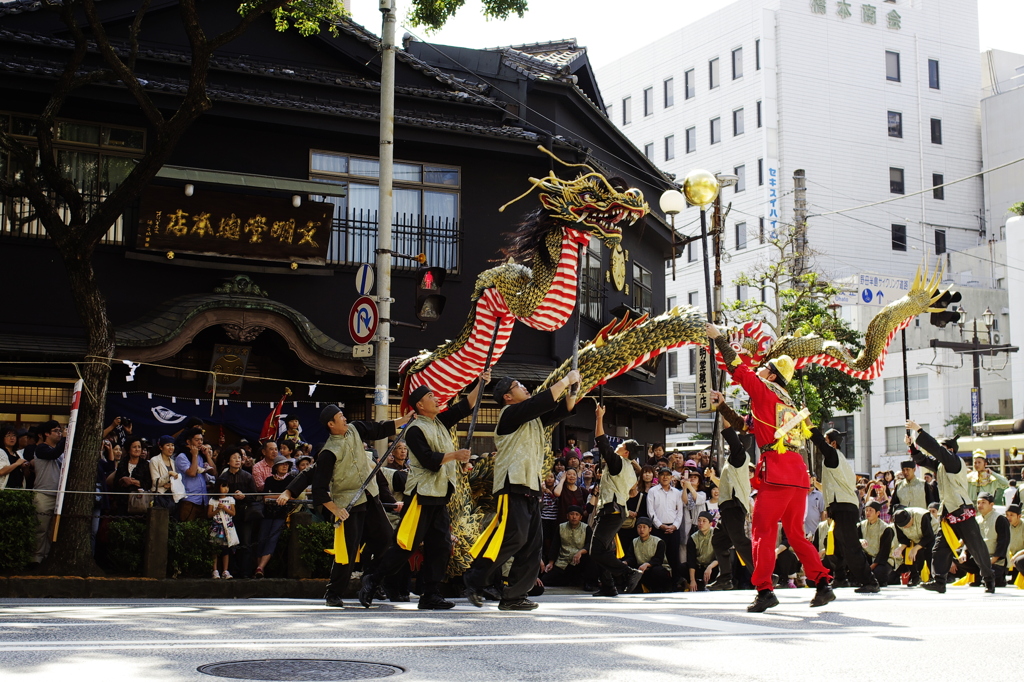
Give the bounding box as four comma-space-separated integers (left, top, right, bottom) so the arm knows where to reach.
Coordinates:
326, 209, 461, 272
0, 192, 128, 245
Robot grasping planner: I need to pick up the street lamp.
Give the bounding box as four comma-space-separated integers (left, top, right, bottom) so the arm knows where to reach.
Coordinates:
660, 189, 687, 281
983, 306, 995, 330
956, 305, 966, 335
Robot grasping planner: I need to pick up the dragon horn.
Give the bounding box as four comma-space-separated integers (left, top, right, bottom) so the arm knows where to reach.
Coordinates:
535, 145, 598, 174
498, 175, 548, 213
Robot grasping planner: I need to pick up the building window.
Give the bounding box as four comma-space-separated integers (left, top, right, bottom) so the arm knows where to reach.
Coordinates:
686, 127, 697, 153
688, 348, 697, 376
687, 242, 696, 262
734, 165, 746, 192
885, 50, 900, 82
928, 59, 940, 89
622, 96, 632, 125
311, 151, 461, 269
930, 118, 942, 144
760, 282, 768, 302
935, 229, 946, 255
932, 173, 944, 200
581, 237, 603, 321
666, 351, 679, 378
643, 142, 654, 159
889, 167, 904, 194
644, 87, 654, 117
755, 39, 761, 70
710, 117, 721, 145
664, 135, 675, 161
888, 111, 902, 138
632, 262, 653, 313
759, 216, 765, 243
756, 100, 762, 128
758, 158, 764, 186
892, 223, 907, 251
736, 284, 748, 302
667, 295, 677, 310
733, 108, 744, 136
736, 221, 747, 250
887, 425, 926, 453
685, 69, 695, 99
709, 57, 720, 89
732, 47, 743, 79
884, 375, 928, 403
687, 291, 700, 306
664, 78, 675, 108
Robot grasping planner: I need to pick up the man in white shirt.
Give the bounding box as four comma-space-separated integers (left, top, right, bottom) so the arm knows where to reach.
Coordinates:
804, 479, 826, 538
647, 468, 684, 579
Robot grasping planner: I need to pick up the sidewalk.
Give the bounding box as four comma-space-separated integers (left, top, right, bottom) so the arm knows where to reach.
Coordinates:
0, 576, 330, 599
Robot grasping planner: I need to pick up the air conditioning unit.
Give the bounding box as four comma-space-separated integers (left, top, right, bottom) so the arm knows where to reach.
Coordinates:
991, 331, 1001, 344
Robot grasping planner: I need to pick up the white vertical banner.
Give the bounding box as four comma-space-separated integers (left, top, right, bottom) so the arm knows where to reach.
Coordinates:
52, 379, 84, 540
696, 347, 712, 413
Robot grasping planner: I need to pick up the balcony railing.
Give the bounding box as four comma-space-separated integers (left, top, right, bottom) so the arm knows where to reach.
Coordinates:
0, 192, 128, 245
327, 209, 461, 272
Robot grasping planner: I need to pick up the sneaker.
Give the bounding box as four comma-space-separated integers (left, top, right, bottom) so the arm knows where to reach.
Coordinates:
254, 567, 264, 580
498, 598, 539, 611
983, 577, 996, 594
384, 587, 410, 603
747, 589, 780, 613
592, 586, 618, 597
481, 587, 504, 602
833, 579, 851, 588
463, 586, 484, 608
907, 576, 921, 587
625, 568, 644, 593
853, 583, 880, 594
706, 579, 734, 591
921, 580, 946, 594
810, 580, 836, 607
785, 579, 797, 589
418, 594, 455, 610
358, 574, 379, 608
221, 571, 233, 580
212, 570, 220, 580
325, 593, 345, 608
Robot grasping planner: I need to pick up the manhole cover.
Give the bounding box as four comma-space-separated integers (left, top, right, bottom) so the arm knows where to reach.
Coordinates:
197, 659, 404, 681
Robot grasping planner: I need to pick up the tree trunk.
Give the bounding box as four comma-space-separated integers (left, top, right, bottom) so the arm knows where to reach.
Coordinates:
41, 236, 111, 577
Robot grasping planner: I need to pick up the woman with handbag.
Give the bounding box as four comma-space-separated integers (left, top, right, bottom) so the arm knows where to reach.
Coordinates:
149, 435, 181, 514
107, 437, 152, 514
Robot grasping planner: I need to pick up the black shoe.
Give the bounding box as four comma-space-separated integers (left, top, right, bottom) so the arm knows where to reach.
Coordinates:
747, 589, 779, 613
907, 576, 921, 587
706, 579, 734, 591
582, 583, 597, 592
833, 579, 851, 588
983, 577, 996, 594
625, 568, 644, 593
418, 594, 455, 610
463, 586, 484, 608
325, 593, 344, 608
498, 598, 539, 611
810, 580, 836, 607
384, 587, 410, 603
921, 580, 946, 594
481, 586, 504, 602
358, 574, 379, 608
854, 583, 880, 594
969, 580, 981, 587
592, 586, 618, 597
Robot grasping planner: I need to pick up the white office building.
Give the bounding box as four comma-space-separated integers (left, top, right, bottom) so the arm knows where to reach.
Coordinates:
597, 0, 990, 470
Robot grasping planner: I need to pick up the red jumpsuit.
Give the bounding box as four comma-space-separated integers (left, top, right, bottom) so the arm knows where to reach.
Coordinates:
730, 363, 831, 591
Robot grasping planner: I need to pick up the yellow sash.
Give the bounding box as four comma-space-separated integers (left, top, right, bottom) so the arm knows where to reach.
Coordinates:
470, 494, 509, 561
737, 550, 747, 567
396, 494, 423, 551
615, 534, 624, 560
325, 522, 349, 565
1015, 572, 1024, 589
826, 521, 836, 556
921, 563, 930, 582
951, 573, 974, 586
904, 544, 914, 565
940, 520, 960, 553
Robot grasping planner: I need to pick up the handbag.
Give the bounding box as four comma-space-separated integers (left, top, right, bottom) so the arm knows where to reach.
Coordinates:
169, 475, 187, 503
128, 491, 152, 514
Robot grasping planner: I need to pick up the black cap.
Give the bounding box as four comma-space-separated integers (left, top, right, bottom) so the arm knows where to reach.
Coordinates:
928, 501, 941, 510
697, 511, 715, 523
900, 460, 916, 469
657, 467, 673, 476
893, 509, 912, 527
865, 501, 882, 512
566, 505, 584, 515
492, 376, 516, 405
319, 404, 342, 427
408, 385, 432, 411
636, 517, 654, 528
1007, 504, 1021, 515
939, 435, 959, 452
977, 491, 995, 502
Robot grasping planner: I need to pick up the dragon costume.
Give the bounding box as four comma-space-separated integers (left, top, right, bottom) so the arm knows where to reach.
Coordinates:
398, 147, 650, 411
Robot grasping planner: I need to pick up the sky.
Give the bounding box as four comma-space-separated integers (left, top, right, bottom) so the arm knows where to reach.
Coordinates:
350, 0, 1023, 69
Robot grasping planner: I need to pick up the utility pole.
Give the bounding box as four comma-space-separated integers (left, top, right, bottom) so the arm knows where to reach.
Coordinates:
373, 0, 397, 439
792, 169, 807, 280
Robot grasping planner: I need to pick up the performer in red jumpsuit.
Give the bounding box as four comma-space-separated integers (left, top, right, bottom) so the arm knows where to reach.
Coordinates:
706, 323, 835, 612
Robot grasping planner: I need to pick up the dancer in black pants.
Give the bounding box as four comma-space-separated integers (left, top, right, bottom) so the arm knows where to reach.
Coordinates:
707, 392, 754, 590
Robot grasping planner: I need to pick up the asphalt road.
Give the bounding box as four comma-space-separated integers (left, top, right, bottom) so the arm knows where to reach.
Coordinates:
1, 585, 1020, 682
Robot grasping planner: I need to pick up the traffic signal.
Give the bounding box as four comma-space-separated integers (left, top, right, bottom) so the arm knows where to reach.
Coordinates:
929, 289, 962, 328
415, 267, 446, 322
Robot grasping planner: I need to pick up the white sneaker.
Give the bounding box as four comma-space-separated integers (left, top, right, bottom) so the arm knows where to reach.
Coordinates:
221, 571, 233, 580
212, 570, 221, 579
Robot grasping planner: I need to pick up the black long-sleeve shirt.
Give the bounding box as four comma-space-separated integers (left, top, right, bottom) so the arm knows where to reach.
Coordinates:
552, 522, 593, 564
895, 515, 936, 549
859, 522, 894, 563
403, 399, 473, 504
311, 420, 395, 507
627, 535, 666, 569
909, 430, 962, 475
218, 468, 256, 512
496, 391, 574, 496
993, 513, 1010, 560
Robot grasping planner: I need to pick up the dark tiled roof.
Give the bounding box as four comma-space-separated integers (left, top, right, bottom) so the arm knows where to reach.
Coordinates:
0, 333, 87, 358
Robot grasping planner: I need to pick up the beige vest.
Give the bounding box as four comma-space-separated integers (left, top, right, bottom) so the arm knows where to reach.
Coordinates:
1008, 520, 1024, 558
895, 476, 927, 510
381, 467, 404, 502
899, 507, 929, 545
936, 462, 973, 513
405, 415, 460, 499
633, 534, 663, 566
691, 528, 715, 565
327, 430, 371, 509
814, 520, 831, 551
977, 510, 1000, 559
492, 404, 546, 493
859, 518, 894, 566
555, 521, 588, 569
598, 456, 637, 508
821, 449, 859, 507
718, 453, 751, 509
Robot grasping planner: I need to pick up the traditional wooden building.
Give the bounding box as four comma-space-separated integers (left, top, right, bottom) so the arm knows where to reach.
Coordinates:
0, 0, 685, 449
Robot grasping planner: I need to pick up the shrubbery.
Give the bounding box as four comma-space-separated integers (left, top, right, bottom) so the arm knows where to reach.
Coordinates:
0, 490, 36, 572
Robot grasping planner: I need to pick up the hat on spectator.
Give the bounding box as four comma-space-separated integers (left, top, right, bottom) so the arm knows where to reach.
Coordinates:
900, 460, 916, 469
1007, 504, 1021, 515
566, 505, 584, 515
977, 491, 995, 502
582, 452, 594, 460
157, 435, 174, 446
865, 501, 883, 512
697, 511, 715, 523
408, 385, 432, 412
893, 509, 912, 527
297, 454, 313, 463
319, 404, 342, 427
684, 459, 698, 468
636, 517, 654, 528
272, 455, 293, 472
657, 467, 673, 476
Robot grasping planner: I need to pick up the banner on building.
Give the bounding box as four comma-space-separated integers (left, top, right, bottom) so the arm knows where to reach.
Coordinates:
696, 347, 712, 412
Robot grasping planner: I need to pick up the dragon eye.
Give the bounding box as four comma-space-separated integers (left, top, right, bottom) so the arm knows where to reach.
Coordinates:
625, 188, 643, 199
580, 192, 595, 202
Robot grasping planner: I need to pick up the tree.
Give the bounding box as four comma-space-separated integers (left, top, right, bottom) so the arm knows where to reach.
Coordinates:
408, 0, 527, 31
722, 226, 871, 426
